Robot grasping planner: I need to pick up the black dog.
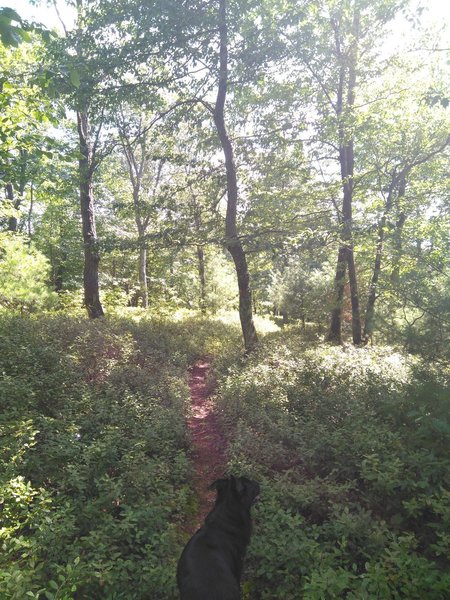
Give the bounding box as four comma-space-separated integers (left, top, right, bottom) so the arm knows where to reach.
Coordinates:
177, 476, 260, 600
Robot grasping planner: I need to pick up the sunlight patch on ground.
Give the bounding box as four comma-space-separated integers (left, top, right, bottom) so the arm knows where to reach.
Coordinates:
213, 310, 280, 334
108, 306, 279, 334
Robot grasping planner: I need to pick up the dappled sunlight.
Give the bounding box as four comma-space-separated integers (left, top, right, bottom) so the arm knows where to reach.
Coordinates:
1, 0, 449, 597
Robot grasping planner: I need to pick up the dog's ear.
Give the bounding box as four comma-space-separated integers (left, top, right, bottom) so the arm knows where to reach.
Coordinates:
209, 478, 229, 496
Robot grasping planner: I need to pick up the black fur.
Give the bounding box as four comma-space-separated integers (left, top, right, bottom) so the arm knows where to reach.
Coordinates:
177, 476, 260, 600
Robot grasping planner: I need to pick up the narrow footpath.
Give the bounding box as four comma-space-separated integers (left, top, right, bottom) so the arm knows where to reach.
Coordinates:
187, 358, 227, 531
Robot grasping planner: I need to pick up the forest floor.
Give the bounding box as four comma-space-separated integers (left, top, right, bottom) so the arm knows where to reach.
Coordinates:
187, 358, 227, 532
1, 316, 448, 599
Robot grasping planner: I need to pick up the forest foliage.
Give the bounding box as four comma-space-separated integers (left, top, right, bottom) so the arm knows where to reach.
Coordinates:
1, 316, 449, 598
0, 314, 242, 598
0, 0, 449, 598
218, 332, 450, 598
0, 0, 448, 352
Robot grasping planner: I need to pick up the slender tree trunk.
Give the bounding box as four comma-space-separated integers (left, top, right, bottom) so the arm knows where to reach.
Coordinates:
137, 230, 149, 309
364, 137, 448, 342
6, 150, 27, 232
391, 210, 406, 285
190, 193, 207, 312
391, 174, 407, 285
6, 183, 17, 232
348, 246, 362, 343
193, 203, 206, 312
119, 126, 162, 312
77, 110, 104, 319
363, 213, 386, 343
196, 244, 206, 312
133, 184, 150, 310
27, 182, 34, 237
228, 243, 258, 349
214, 0, 257, 352
16, 151, 27, 234
328, 8, 362, 345
346, 10, 362, 345
54, 252, 66, 292
363, 176, 399, 343
329, 150, 361, 344
329, 245, 347, 342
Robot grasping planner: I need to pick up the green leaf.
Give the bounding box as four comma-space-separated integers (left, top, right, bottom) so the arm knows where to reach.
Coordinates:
69, 69, 81, 89
0, 8, 22, 23
0, 11, 30, 47
0, 27, 22, 48
41, 30, 56, 44
18, 29, 32, 43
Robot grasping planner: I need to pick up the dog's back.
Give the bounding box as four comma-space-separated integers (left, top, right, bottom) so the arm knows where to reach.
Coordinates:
177, 476, 260, 600
177, 527, 241, 599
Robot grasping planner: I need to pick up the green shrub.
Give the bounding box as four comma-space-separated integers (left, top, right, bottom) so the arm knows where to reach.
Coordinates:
2, 313, 448, 598
0, 311, 255, 598
0, 315, 198, 599
217, 332, 450, 599
0, 233, 57, 313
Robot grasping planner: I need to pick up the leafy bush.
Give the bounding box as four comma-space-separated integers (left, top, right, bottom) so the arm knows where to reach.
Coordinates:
3, 312, 448, 599
0, 311, 252, 599
0, 233, 57, 313
217, 332, 450, 599
270, 261, 334, 330
0, 315, 199, 599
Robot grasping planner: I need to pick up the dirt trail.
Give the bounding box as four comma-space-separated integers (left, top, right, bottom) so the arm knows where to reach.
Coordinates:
187, 358, 227, 531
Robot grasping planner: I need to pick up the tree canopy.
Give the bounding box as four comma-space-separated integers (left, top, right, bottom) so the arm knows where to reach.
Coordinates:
0, 0, 448, 352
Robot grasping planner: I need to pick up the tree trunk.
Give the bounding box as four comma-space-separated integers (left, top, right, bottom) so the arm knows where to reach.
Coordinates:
6, 150, 27, 232
196, 244, 206, 312
133, 192, 150, 310
391, 201, 406, 285
363, 213, 386, 343
138, 236, 148, 308
77, 110, 104, 319
391, 172, 406, 286
329, 167, 361, 344
191, 196, 207, 312
27, 182, 34, 237
363, 175, 399, 343
227, 241, 257, 350
328, 8, 362, 345
348, 245, 362, 344
364, 140, 447, 343
6, 183, 17, 232
214, 0, 257, 352
118, 125, 161, 312
54, 254, 66, 292
329, 245, 347, 343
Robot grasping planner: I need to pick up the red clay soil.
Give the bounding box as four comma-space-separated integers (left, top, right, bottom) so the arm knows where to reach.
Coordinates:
187, 358, 227, 532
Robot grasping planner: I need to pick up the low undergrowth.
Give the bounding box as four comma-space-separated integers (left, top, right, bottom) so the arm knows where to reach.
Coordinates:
0, 312, 241, 599
3, 313, 448, 599
216, 332, 450, 599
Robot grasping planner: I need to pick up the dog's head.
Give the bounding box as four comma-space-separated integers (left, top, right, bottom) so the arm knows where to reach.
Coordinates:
210, 476, 260, 510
